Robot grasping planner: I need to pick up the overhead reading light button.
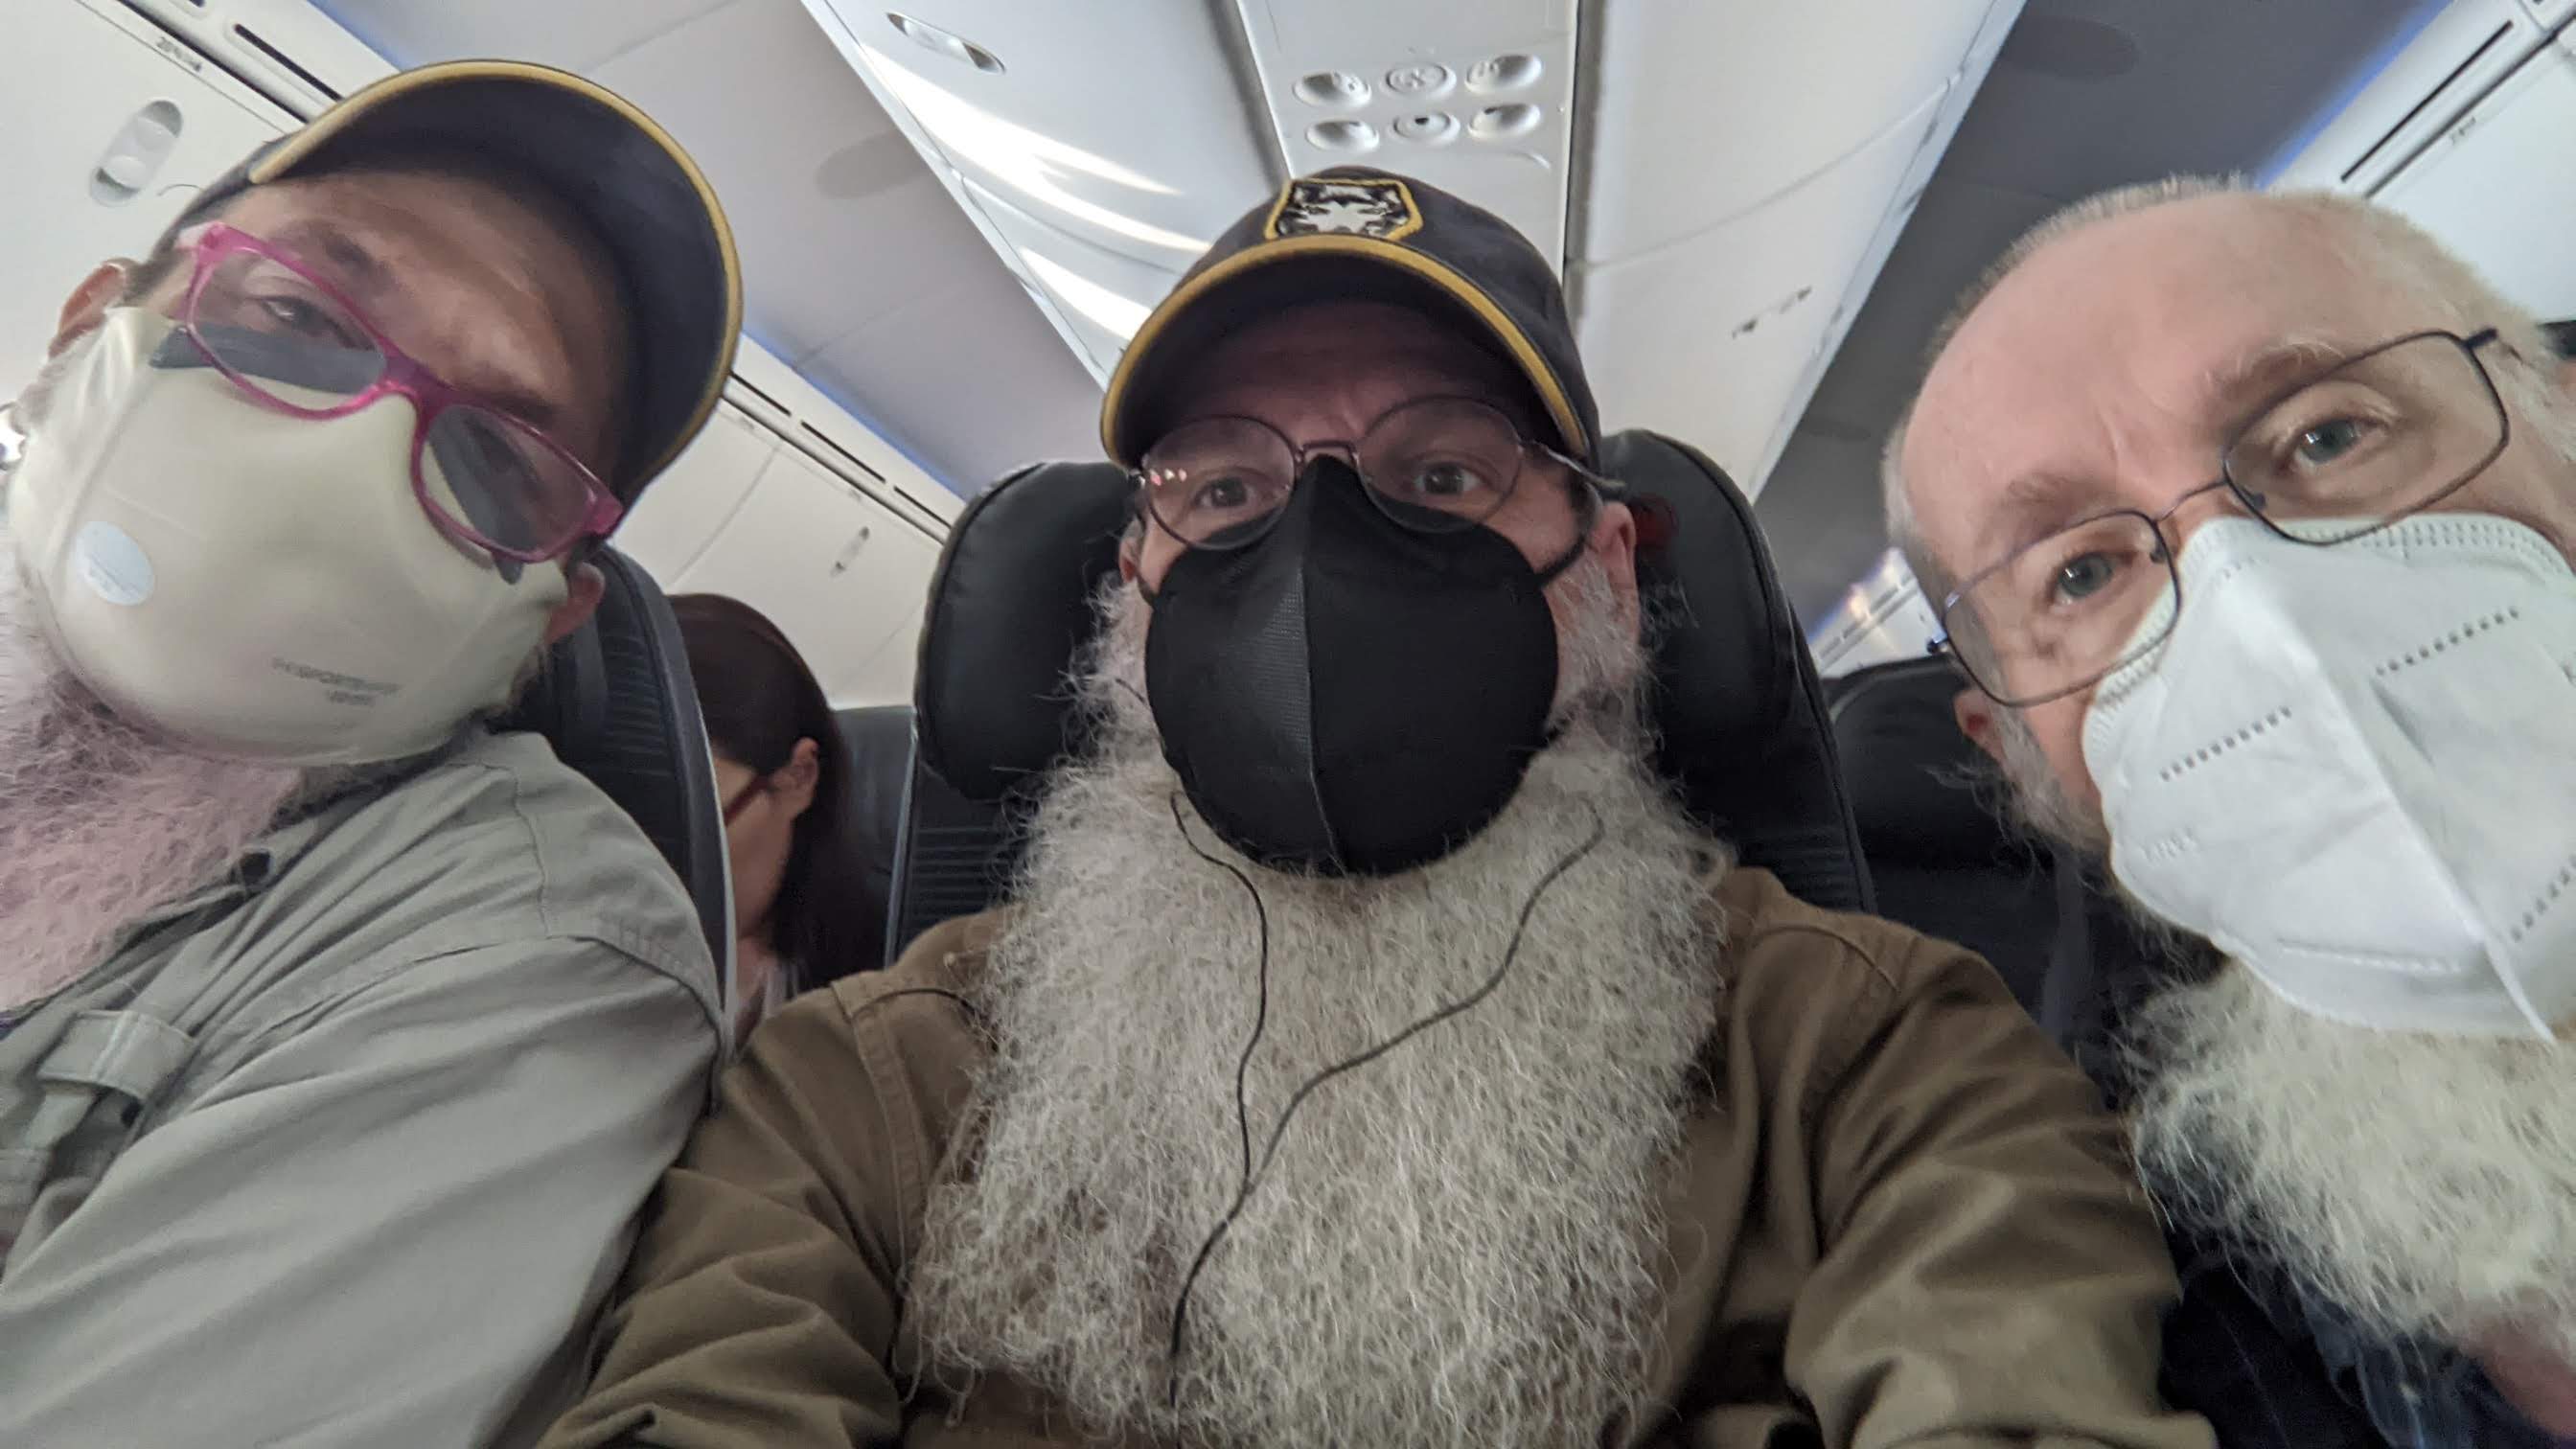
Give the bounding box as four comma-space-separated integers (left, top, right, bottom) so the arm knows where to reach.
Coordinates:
1392, 112, 1458, 145
1296, 71, 1370, 108
1465, 54, 1543, 92
1306, 119, 1381, 152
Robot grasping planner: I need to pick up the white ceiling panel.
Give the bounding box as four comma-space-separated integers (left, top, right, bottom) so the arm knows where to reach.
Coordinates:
1580, 0, 2006, 261
814, 0, 1275, 269
2374, 36, 2576, 321
1576, 87, 1944, 484
804, 263, 1105, 493
959, 176, 1184, 374
320, 0, 737, 76
585, 1, 983, 361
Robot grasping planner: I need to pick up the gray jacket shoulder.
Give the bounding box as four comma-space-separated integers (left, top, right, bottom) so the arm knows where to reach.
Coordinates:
197, 728, 722, 1065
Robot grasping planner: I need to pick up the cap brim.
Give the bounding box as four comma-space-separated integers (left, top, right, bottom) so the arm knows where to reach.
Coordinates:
245, 61, 740, 494
1100, 234, 1589, 468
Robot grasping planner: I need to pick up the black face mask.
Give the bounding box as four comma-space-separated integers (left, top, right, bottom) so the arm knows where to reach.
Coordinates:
1142, 457, 1575, 876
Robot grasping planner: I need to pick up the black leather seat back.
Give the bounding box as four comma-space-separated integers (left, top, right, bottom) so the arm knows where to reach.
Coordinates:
831, 703, 914, 979
502, 546, 731, 969
888, 430, 1872, 962
1826, 655, 2056, 1013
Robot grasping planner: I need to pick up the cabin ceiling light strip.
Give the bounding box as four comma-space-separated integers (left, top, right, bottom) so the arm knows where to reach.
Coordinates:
1020, 251, 1153, 342
858, 43, 1208, 259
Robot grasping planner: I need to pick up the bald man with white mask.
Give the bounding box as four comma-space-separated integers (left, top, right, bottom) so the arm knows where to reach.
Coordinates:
1888, 179, 2576, 1449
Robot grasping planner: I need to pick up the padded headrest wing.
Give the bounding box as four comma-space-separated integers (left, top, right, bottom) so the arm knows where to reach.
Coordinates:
1826, 655, 2021, 865
915, 461, 1132, 799
911, 434, 1871, 910
503, 546, 732, 965
1603, 433, 1868, 909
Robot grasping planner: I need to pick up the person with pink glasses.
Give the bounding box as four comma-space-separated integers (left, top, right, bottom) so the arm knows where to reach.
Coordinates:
0, 60, 740, 1447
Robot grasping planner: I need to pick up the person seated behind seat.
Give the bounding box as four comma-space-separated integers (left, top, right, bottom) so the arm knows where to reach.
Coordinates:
671, 592, 870, 1041
1887, 178, 2576, 1447
0, 62, 737, 1447
544, 168, 2209, 1449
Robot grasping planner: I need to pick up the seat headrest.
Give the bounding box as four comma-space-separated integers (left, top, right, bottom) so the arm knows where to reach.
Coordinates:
502, 546, 731, 964
914, 431, 1870, 911
1826, 656, 2020, 865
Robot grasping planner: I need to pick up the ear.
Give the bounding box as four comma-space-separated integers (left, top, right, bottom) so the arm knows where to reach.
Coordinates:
1117, 529, 1141, 583
541, 561, 606, 645
776, 736, 824, 819
52, 263, 133, 357
1953, 685, 2008, 766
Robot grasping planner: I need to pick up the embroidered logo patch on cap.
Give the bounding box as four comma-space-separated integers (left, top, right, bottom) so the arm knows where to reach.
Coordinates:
1265, 176, 1423, 242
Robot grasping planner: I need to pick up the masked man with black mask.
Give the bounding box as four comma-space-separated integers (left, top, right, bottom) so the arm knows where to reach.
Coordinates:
0, 62, 736, 1447
548, 171, 2208, 1449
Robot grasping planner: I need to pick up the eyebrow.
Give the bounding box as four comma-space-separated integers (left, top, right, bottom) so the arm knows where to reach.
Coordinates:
267, 218, 393, 299
268, 218, 566, 433
1965, 333, 2371, 578
2200, 334, 2362, 426
1974, 470, 2102, 577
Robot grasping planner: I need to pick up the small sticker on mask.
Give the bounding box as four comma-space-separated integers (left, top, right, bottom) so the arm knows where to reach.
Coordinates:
72, 521, 153, 606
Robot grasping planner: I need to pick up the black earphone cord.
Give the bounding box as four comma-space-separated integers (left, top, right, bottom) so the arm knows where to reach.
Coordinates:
1158, 795, 1608, 1408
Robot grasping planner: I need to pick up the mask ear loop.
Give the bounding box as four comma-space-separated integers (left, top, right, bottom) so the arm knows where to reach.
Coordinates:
1158, 800, 1609, 1412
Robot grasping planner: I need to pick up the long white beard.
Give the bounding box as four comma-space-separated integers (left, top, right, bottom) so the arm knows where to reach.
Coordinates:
2130, 966, 2576, 1359
908, 563, 1724, 1447
0, 341, 309, 1011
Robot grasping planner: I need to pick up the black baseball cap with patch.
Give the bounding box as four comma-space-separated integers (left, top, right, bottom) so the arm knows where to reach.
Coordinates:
1100, 168, 1600, 470
165, 59, 741, 500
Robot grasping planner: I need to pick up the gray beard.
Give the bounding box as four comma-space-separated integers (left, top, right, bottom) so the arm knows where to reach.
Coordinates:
2130, 965, 2576, 1360
0, 345, 311, 1011
907, 565, 1725, 1447
0, 532, 310, 1012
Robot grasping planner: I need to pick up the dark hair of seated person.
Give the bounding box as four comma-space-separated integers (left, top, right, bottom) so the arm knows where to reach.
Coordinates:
670, 593, 870, 989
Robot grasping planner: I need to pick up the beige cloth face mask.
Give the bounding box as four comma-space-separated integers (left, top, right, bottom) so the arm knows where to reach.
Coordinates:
7, 308, 567, 766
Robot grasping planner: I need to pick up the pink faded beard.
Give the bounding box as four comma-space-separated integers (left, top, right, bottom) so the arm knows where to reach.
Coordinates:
0, 561, 306, 1013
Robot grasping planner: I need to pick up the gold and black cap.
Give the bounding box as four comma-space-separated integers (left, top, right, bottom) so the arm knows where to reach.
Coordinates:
1101, 167, 1599, 471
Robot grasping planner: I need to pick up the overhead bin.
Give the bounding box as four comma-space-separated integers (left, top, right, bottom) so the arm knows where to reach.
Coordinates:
0, 0, 301, 402
798, 0, 1594, 381
1578, 0, 2007, 259
608, 404, 779, 584
2267, 0, 2559, 195
2373, 33, 2576, 321
804, 0, 2017, 493
2271, 0, 2573, 324
958, 177, 1184, 375
1573, 0, 2019, 491
1578, 87, 1948, 485
632, 442, 943, 708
